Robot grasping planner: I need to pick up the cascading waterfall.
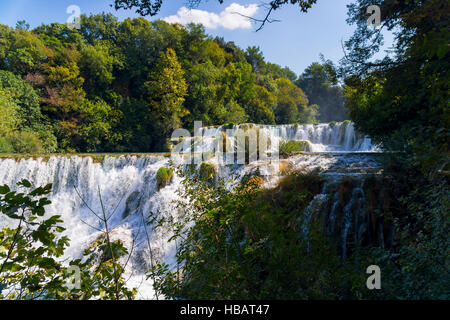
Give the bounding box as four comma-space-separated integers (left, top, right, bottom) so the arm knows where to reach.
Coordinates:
191, 121, 378, 153
0, 122, 383, 298
0, 155, 186, 298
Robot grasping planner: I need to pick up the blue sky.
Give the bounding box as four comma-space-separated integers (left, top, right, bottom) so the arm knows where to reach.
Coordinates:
0, 0, 369, 75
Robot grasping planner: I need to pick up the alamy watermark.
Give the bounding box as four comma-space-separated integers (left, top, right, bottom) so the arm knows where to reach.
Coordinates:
65, 265, 81, 290
171, 121, 280, 173
367, 5, 381, 28
366, 265, 381, 289
66, 5, 81, 30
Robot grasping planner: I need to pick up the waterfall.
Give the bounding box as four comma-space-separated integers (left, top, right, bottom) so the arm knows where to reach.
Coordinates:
185, 121, 378, 153
0, 122, 383, 298
0, 155, 186, 298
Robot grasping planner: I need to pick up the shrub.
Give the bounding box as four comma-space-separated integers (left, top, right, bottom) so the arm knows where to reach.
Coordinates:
6, 131, 44, 153
156, 167, 173, 189
0, 136, 13, 153
199, 162, 217, 183
241, 176, 264, 190
220, 131, 229, 153
279, 140, 311, 158
32, 123, 58, 153
151, 171, 360, 300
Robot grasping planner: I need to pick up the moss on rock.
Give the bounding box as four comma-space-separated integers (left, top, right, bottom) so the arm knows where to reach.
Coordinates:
279, 140, 311, 158
156, 166, 173, 189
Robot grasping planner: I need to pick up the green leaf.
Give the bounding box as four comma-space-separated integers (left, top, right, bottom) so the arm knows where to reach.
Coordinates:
38, 257, 56, 268
0, 185, 10, 194
18, 179, 31, 188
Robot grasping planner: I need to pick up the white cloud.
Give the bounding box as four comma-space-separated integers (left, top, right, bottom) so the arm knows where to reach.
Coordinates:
163, 3, 259, 30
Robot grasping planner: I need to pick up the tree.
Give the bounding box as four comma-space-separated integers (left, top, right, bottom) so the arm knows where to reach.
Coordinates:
296, 62, 347, 122
342, 0, 449, 175
182, 38, 234, 126
115, 98, 153, 152
0, 70, 42, 129
245, 46, 265, 73
183, 61, 223, 126
79, 43, 117, 95
246, 85, 276, 124
1, 12, 322, 153
15, 20, 30, 32
0, 71, 56, 153
0, 88, 19, 136
274, 78, 317, 124
340, 0, 449, 300
79, 14, 120, 45
0, 26, 50, 76
266, 63, 297, 81
77, 99, 117, 152
145, 48, 188, 150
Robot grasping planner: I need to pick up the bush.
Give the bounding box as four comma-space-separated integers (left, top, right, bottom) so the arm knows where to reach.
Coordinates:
279, 140, 311, 158
241, 175, 264, 190
5, 131, 44, 153
0, 180, 137, 300
150, 171, 364, 300
156, 167, 173, 189
35, 128, 58, 153
0, 137, 13, 153
199, 162, 217, 183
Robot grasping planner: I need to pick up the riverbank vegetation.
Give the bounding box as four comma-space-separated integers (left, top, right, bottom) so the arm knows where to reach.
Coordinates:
338, 0, 449, 299
0, 15, 347, 154
149, 170, 370, 300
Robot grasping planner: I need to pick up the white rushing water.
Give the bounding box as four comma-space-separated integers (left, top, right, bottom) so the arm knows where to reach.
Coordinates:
0, 155, 184, 299
0, 122, 381, 299
191, 121, 378, 153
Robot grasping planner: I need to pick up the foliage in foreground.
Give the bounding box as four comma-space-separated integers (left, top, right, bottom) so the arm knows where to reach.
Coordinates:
369, 180, 450, 300
340, 0, 449, 299
0, 180, 135, 299
343, 0, 449, 177
156, 166, 174, 189
1, 173, 447, 300
149, 171, 371, 299
148, 165, 449, 300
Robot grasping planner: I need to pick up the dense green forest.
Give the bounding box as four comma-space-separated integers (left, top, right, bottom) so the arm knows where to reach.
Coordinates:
0, 14, 346, 153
